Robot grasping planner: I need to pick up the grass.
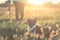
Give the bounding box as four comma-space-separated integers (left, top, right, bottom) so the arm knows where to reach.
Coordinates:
0, 4, 60, 40
0, 12, 60, 40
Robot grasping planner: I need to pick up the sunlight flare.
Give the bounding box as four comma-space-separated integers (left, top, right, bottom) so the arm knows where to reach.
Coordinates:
50, 0, 60, 4
27, 0, 60, 5
0, 0, 7, 3
27, 0, 49, 5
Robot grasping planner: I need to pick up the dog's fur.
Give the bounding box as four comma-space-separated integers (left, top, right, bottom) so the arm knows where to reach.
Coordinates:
25, 18, 59, 40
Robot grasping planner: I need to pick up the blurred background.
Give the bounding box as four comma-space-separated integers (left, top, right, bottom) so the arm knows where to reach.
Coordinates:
0, 0, 60, 40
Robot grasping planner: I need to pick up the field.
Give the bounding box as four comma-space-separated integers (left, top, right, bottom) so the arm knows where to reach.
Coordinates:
0, 5, 60, 40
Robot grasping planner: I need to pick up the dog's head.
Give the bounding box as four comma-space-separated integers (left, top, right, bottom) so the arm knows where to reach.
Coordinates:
26, 18, 37, 27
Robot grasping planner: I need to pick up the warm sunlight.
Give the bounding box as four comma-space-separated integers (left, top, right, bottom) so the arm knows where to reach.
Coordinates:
0, 0, 7, 3
27, 0, 49, 5
50, 0, 60, 4
27, 0, 60, 5
0, 0, 60, 4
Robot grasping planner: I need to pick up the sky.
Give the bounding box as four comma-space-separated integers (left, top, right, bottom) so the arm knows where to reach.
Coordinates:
0, 0, 7, 3
27, 0, 60, 5
0, 0, 60, 4
50, 0, 60, 4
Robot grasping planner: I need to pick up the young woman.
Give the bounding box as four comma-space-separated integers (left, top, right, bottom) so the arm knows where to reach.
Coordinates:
14, 0, 26, 21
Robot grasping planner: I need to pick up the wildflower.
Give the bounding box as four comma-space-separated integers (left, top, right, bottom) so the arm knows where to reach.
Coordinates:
13, 34, 17, 38
16, 28, 18, 32
56, 24, 59, 28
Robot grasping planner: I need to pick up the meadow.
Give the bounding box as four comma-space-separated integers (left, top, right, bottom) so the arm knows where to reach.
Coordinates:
0, 5, 60, 40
